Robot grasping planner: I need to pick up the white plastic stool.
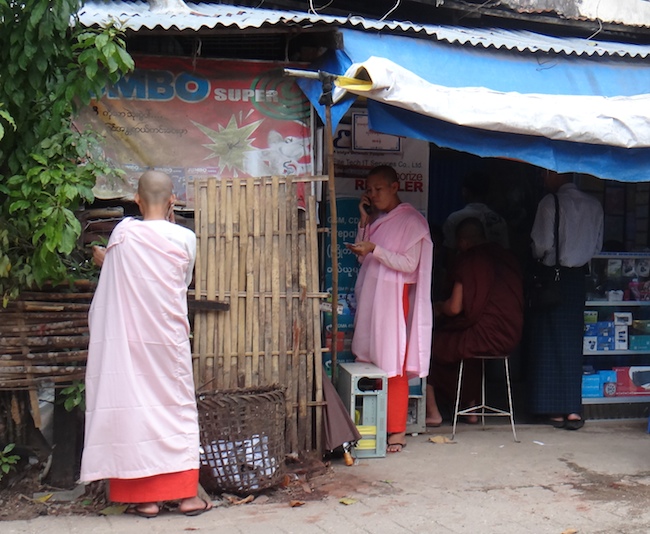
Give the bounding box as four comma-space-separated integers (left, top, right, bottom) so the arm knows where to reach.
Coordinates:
451, 355, 519, 442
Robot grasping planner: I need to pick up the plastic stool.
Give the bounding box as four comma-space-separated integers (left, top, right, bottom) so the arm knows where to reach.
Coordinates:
451, 355, 519, 442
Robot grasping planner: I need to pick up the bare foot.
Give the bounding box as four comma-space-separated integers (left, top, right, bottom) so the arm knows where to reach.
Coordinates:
425, 417, 442, 427
465, 415, 478, 424
387, 431, 407, 453
179, 496, 213, 516
125, 502, 159, 518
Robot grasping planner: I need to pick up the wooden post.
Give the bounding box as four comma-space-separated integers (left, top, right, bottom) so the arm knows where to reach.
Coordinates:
325, 103, 339, 385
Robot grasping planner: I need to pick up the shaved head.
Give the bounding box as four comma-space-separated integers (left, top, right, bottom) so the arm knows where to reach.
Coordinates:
137, 170, 174, 207
456, 217, 486, 251
367, 165, 398, 185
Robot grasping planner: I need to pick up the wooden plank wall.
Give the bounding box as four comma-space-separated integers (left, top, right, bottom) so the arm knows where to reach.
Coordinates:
193, 175, 327, 455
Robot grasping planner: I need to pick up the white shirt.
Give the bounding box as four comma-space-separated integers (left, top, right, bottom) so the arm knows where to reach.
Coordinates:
443, 202, 510, 249
531, 183, 604, 268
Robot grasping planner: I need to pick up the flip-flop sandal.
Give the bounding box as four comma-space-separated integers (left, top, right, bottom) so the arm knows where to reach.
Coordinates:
182, 497, 213, 517
386, 441, 407, 453
125, 504, 159, 519
564, 418, 584, 431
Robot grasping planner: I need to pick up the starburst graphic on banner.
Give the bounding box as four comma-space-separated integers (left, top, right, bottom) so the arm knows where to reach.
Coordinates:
192, 116, 263, 173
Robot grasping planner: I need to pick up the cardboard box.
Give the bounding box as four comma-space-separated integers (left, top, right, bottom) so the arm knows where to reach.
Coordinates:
615, 325, 629, 350
596, 336, 615, 350
583, 336, 597, 352
614, 366, 650, 396
629, 335, 650, 350
582, 374, 602, 398
584, 321, 615, 337
599, 370, 617, 397
584, 310, 598, 324
614, 312, 633, 326
632, 320, 650, 334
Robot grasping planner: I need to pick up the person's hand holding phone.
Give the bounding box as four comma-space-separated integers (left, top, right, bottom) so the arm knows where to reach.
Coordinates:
92, 245, 106, 268
166, 197, 176, 223
345, 241, 375, 257
358, 194, 373, 227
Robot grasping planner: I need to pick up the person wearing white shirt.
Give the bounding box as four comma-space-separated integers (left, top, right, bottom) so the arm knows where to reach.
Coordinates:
528, 171, 604, 431
442, 172, 510, 250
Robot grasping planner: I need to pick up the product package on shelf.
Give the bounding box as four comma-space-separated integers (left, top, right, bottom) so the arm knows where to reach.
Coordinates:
582, 370, 618, 398
614, 366, 650, 396
584, 321, 616, 351
587, 253, 650, 302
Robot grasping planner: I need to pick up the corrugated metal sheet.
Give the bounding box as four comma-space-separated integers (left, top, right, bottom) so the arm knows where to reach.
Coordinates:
492, 0, 650, 29
79, 0, 650, 58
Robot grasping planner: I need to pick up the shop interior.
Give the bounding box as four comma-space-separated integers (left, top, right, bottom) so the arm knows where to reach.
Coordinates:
425, 145, 650, 421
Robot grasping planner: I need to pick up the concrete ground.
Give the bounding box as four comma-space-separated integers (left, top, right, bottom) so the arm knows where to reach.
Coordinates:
5, 419, 650, 534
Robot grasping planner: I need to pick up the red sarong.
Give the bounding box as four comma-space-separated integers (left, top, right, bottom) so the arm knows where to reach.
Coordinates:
109, 469, 199, 503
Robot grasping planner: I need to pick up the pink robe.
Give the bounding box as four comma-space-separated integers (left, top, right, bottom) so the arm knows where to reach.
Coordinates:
351, 203, 433, 378
80, 218, 199, 482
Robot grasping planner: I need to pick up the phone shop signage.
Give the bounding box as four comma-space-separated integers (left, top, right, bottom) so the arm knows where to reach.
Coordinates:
74, 55, 312, 204
352, 113, 401, 152
322, 198, 361, 373
332, 112, 429, 215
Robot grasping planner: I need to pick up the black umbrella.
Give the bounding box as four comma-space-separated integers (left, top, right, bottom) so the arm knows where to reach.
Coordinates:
322, 369, 361, 465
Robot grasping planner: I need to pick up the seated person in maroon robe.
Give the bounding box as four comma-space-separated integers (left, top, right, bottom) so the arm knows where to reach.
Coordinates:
426, 217, 524, 425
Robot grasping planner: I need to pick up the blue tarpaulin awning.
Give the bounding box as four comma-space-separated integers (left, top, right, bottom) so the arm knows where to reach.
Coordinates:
302, 28, 650, 182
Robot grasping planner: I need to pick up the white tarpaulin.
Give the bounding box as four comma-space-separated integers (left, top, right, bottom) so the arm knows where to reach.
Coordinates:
335, 56, 650, 149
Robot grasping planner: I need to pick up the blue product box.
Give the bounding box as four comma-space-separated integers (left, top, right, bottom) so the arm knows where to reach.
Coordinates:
582, 374, 602, 398
584, 321, 615, 337
596, 336, 615, 350
599, 370, 617, 384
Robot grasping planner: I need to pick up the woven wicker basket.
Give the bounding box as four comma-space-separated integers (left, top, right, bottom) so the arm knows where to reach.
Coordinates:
197, 385, 286, 494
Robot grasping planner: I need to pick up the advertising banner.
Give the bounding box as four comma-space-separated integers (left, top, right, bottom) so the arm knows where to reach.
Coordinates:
74, 55, 312, 205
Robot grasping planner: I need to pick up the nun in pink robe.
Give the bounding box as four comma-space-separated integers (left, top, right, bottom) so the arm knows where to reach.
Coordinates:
349, 166, 433, 452
80, 216, 199, 504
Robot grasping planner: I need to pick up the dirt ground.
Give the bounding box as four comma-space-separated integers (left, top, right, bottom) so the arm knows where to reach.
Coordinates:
0, 453, 348, 522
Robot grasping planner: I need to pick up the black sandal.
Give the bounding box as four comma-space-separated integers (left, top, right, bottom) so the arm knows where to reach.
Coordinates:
564, 418, 584, 431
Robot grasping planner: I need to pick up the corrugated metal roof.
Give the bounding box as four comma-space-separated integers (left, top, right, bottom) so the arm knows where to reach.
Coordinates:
78, 0, 650, 58
495, 0, 650, 29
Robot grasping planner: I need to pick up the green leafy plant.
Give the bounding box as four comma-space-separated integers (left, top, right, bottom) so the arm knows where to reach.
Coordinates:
59, 380, 86, 412
0, 0, 134, 305
0, 443, 20, 480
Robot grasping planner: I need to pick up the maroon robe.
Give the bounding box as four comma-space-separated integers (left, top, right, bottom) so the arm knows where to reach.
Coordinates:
430, 242, 524, 407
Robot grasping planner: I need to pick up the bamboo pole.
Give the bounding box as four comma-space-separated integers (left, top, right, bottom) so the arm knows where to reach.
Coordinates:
244, 179, 254, 387
221, 178, 232, 388
0, 350, 88, 363
2, 320, 89, 334
324, 104, 339, 384
213, 178, 225, 387
252, 177, 261, 387
308, 194, 324, 455
289, 178, 300, 452
278, 176, 289, 387
263, 176, 273, 386
0, 335, 90, 348
271, 176, 280, 385
230, 178, 242, 387
193, 179, 204, 385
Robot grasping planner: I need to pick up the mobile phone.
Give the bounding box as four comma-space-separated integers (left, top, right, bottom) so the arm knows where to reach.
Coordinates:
363, 203, 373, 215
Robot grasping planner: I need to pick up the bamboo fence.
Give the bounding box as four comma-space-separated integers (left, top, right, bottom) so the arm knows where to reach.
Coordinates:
192, 175, 327, 455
